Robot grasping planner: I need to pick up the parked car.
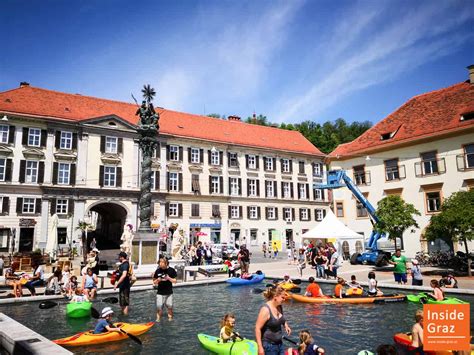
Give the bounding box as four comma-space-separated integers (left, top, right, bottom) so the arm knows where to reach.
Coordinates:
211, 244, 239, 260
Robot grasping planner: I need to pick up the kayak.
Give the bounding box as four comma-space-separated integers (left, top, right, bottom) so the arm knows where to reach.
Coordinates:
406, 292, 467, 305
279, 282, 299, 291
394, 333, 473, 355
54, 322, 154, 347
197, 334, 257, 355
290, 293, 406, 304
226, 273, 265, 286
66, 302, 92, 318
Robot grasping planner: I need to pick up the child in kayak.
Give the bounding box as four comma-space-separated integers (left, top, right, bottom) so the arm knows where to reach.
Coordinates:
334, 278, 346, 298
345, 275, 363, 296
429, 279, 444, 301
93, 307, 122, 334
281, 273, 293, 287
367, 272, 383, 297
70, 286, 89, 303
305, 277, 324, 297
219, 313, 241, 343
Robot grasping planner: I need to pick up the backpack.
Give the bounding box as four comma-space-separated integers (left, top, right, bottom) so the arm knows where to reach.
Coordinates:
128, 263, 137, 286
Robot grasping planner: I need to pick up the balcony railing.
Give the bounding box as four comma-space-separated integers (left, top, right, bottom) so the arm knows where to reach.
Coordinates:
414, 158, 446, 177
385, 164, 406, 181
353, 171, 371, 186
456, 154, 474, 171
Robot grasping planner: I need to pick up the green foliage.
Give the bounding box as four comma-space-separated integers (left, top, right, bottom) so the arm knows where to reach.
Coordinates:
375, 195, 421, 248
245, 114, 269, 126
244, 115, 372, 154
425, 190, 474, 244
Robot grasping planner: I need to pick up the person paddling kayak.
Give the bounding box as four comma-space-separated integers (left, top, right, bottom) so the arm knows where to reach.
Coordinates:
93, 307, 122, 334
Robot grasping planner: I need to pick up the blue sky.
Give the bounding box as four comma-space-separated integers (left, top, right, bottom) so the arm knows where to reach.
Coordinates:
1, 0, 473, 124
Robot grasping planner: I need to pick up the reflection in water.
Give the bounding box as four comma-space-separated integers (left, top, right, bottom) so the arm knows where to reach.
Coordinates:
0, 283, 472, 354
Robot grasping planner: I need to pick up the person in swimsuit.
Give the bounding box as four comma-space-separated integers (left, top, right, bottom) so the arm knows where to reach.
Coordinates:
255, 286, 291, 355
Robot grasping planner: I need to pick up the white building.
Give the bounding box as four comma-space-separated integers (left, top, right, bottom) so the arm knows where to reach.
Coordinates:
328, 66, 474, 258
0, 83, 329, 254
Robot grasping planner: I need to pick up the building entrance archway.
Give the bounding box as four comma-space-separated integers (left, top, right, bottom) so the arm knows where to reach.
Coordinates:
88, 203, 128, 250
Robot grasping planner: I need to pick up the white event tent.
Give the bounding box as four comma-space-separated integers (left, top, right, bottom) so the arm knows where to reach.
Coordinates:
300, 209, 365, 257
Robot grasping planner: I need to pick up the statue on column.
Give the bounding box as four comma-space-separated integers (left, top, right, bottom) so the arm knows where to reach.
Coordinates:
120, 223, 134, 255
134, 84, 159, 232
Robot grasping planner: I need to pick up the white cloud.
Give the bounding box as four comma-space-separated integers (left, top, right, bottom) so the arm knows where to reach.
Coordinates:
152, 1, 303, 111
275, 1, 474, 123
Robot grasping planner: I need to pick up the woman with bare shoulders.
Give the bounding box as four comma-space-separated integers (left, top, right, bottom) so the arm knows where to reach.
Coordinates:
255, 286, 291, 355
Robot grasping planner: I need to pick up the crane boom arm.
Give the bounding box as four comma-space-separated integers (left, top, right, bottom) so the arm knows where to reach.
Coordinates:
314, 170, 384, 251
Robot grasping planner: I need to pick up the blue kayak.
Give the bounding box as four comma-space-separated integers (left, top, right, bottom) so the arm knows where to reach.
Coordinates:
226, 273, 265, 286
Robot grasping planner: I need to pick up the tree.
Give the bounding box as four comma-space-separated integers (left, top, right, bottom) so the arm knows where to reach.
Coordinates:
374, 195, 421, 250
425, 190, 474, 276
245, 114, 270, 126
75, 220, 95, 264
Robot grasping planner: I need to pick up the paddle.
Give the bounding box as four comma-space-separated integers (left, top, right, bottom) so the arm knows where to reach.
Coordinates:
283, 336, 298, 345
120, 329, 143, 345
102, 297, 119, 304
39, 300, 58, 309
39, 296, 118, 309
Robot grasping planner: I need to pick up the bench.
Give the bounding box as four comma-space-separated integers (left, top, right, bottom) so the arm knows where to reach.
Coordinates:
184, 265, 228, 281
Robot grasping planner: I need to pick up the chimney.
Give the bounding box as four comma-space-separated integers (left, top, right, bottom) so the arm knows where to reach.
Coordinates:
468, 65, 474, 85
228, 115, 241, 122
19, 82, 30, 87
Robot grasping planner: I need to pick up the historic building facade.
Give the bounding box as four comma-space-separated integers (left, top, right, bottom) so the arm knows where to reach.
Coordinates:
328, 66, 474, 258
0, 84, 328, 253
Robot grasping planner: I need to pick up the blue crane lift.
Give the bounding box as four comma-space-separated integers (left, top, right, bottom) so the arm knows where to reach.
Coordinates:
315, 170, 391, 266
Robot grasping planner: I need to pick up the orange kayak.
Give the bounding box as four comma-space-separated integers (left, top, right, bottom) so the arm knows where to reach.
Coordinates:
54, 322, 154, 347
394, 333, 474, 355
290, 293, 406, 304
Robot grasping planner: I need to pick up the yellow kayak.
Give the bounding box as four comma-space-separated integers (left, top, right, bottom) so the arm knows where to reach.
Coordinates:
279, 282, 298, 291
54, 322, 154, 347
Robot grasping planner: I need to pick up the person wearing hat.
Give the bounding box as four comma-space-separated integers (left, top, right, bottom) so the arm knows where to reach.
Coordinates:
93, 307, 121, 334
281, 273, 292, 287
114, 251, 131, 315
410, 259, 423, 286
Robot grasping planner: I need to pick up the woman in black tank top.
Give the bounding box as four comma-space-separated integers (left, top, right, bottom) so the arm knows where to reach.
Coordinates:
255, 286, 292, 355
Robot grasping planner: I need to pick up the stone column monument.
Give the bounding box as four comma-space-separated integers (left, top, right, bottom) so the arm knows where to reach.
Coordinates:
132, 85, 161, 265
137, 85, 159, 232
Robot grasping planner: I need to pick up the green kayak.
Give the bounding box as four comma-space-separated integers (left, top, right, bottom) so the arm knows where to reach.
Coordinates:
197, 334, 257, 355
66, 302, 92, 318
407, 292, 467, 305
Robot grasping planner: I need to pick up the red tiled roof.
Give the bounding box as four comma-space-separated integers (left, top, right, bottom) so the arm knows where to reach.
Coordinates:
330, 81, 474, 159
0, 85, 323, 156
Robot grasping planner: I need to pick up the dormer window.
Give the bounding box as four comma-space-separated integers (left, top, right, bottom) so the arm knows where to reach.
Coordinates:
380, 125, 401, 141
460, 112, 474, 122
